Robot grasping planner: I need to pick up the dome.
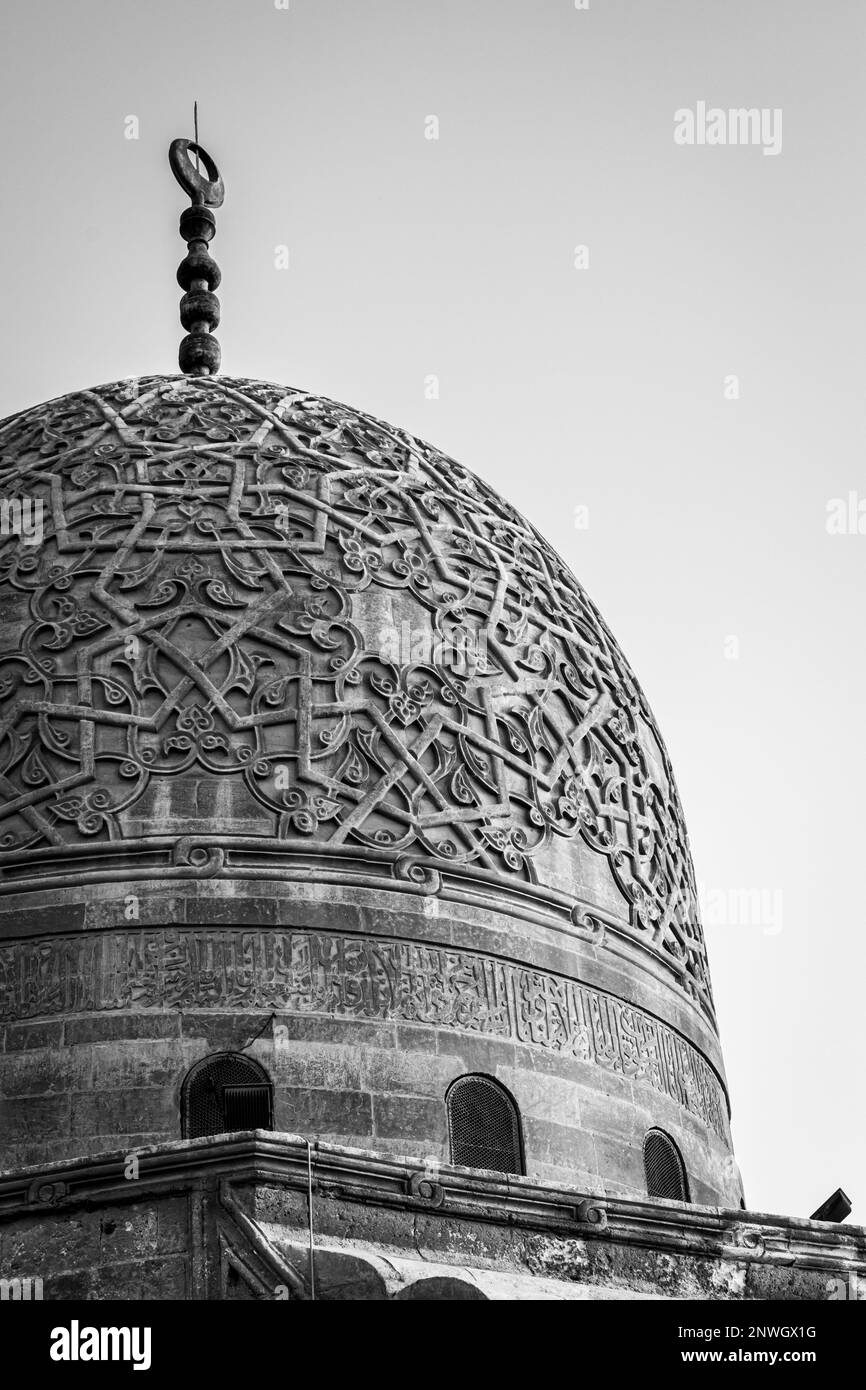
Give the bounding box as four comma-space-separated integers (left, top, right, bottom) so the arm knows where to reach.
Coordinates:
0, 375, 741, 1205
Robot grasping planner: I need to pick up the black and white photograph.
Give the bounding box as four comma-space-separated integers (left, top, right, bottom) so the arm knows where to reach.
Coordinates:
0, 0, 863, 1358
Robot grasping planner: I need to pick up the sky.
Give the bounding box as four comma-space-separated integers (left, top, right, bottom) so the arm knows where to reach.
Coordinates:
1, 0, 864, 1222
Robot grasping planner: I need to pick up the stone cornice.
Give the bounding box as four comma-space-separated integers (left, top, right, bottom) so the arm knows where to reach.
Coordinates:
1, 1132, 863, 1274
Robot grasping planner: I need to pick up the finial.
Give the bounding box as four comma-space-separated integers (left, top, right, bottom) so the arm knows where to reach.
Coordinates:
169, 126, 225, 376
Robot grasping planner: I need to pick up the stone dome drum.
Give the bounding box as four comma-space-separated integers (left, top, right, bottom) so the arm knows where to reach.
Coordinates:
0, 375, 741, 1205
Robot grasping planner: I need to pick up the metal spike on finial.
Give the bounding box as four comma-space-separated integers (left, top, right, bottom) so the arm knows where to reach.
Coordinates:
169, 117, 224, 376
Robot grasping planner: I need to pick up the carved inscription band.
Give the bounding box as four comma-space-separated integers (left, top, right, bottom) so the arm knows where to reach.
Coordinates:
0, 928, 729, 1140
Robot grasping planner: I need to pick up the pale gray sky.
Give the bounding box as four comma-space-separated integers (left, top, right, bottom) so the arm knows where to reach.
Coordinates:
1, 0, 864, 1221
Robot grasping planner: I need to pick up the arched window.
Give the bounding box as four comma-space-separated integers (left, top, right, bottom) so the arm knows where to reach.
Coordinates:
182, 1053, 273, 1139
446, 1074, 524, 1175
643, 1128, 689, 1202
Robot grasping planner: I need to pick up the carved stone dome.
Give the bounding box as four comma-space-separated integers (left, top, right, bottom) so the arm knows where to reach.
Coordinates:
0, 375, 741, 1206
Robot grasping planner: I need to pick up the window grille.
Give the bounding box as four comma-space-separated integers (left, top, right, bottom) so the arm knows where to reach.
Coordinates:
643, 1128, 689, 1202
182, 1053, 274, 1139
447, 1074, 523, 1175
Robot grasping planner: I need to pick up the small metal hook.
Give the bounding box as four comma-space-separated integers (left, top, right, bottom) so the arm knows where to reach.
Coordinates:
169, 138, 224, 208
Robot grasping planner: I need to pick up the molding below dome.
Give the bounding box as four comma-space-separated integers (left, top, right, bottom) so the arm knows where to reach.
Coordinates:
0, 832, 713, 1028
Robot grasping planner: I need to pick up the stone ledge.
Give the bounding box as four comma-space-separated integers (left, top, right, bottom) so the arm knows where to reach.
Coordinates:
0, 1130, 862, 1276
